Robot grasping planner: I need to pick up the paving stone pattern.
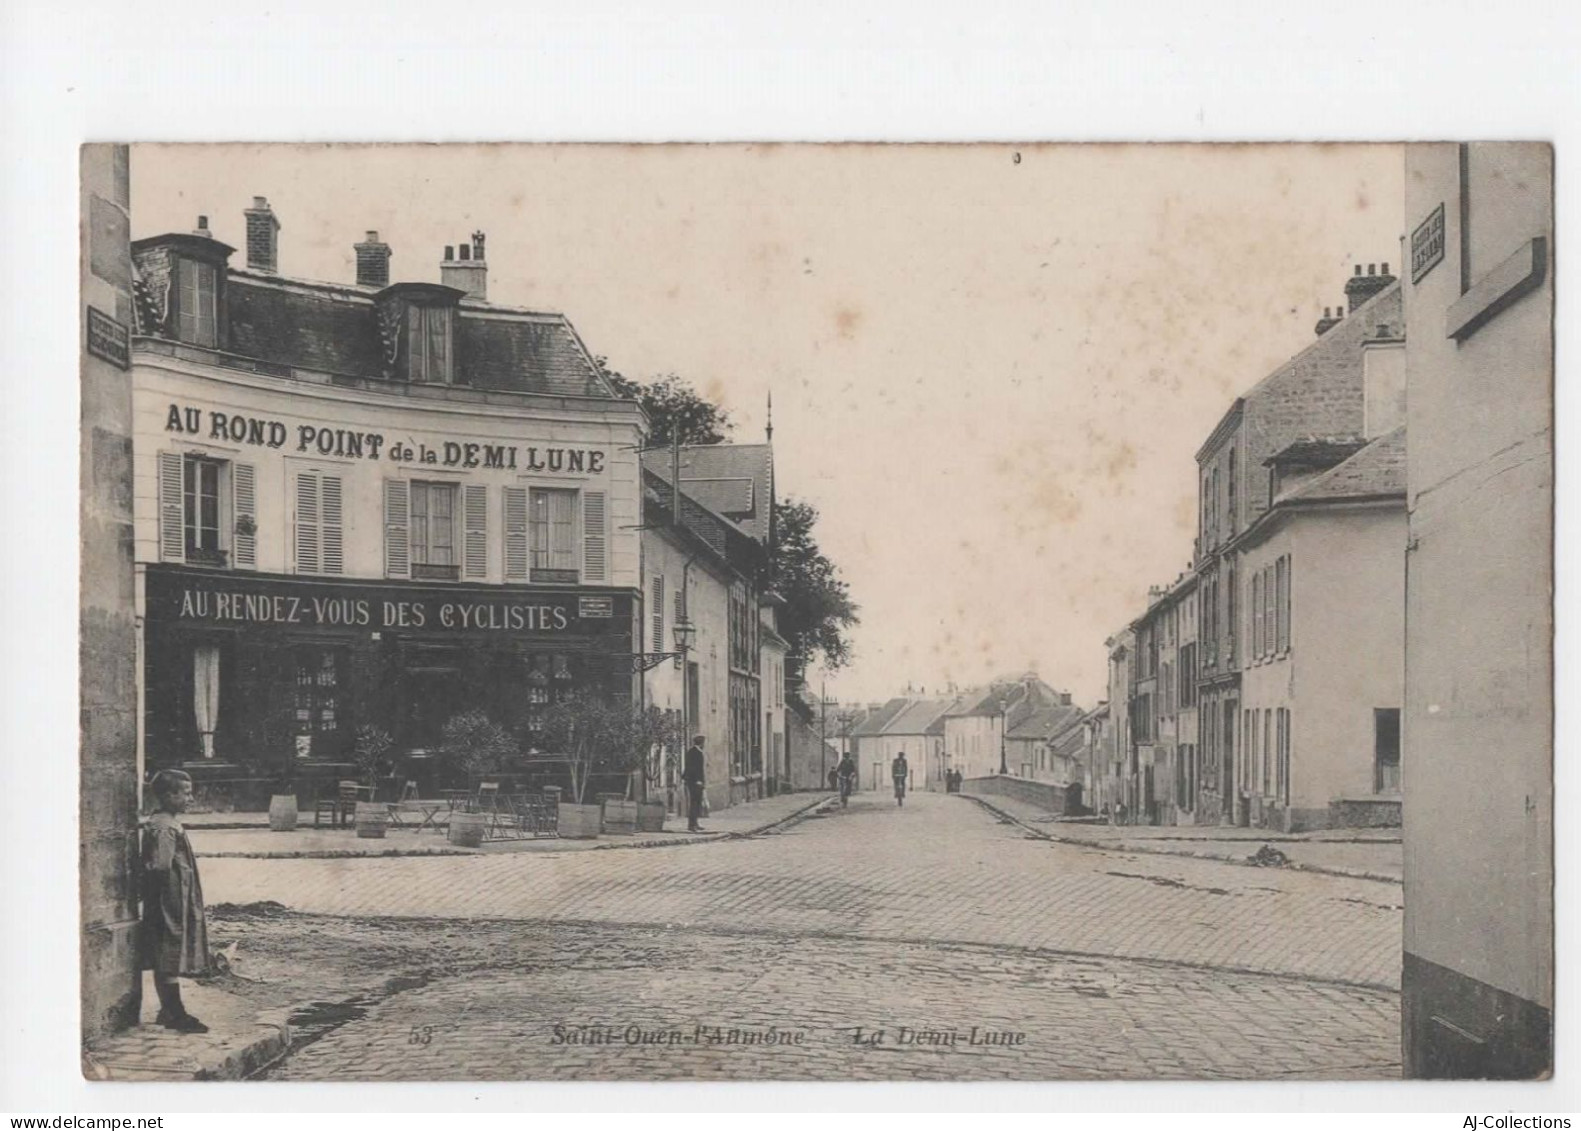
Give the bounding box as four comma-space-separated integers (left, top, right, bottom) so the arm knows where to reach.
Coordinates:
261, 920, 1400, 1082
205, 792, 1403, 991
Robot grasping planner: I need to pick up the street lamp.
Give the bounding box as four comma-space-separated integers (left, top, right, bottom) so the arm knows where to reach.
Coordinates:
998, 694, 1010, 776
671, 617, 696, 669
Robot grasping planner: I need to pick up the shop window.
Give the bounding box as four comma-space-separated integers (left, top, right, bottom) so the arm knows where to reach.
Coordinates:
176, 257, 218, 347
406, 305, 453, 384
410, 481, 458, 580
183, 454, 226, 565
530, 488, 578, 582
293, 648, 343, 753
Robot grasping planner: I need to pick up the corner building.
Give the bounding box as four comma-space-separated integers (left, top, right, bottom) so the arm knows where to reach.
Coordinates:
130, 208, 645, 800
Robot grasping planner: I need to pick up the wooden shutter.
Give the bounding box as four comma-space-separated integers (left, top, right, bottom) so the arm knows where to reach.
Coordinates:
158, 451, 185, 563
321, 475, 344, 575
232, 462, 256, 569
384, 479, 410, 579
651, 575, 665, 652
295, 471, 320, 573
582, 490, 607, 582
503, 486, 528, 581
463, 484, 487, 579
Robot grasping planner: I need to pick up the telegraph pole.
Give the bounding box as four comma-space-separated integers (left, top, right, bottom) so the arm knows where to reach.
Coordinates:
819, 677, 828, 788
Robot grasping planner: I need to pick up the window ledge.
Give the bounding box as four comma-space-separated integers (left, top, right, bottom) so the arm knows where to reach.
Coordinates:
1447, 236, 1548, 342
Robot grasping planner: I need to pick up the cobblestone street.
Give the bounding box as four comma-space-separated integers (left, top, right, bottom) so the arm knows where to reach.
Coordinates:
204, 792, 1404, 1080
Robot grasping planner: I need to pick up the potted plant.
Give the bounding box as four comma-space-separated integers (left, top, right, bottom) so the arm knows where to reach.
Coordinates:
538, 691, 635, 839
634, 706, 682, 833
353, 724, 394, 796
438, 710, 516, 847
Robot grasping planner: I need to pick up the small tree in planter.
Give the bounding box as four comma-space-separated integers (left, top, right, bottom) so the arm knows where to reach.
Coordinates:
439, 710, 517, 793
538, 691, 648, 837
353, 725, 395, 796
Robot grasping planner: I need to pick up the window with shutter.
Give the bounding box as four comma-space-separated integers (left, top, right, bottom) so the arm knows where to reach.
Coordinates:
158, 451, 186, 563
176, 258, 217, 347
384, 479, 410, 579
529, 488, 578, 582
295, 471, 320, 574
232, 462, 256, 569
183, 454, 226, 566
1276, 555, 1290, 653
503, 486, 528, 581
652, 575, 665, 652
582, 490, 607, 582
463, 484, 487, 579
1251, 573, 1263, 661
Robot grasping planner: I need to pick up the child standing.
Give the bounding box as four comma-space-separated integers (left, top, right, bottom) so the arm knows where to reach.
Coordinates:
141, 769, 210, 1032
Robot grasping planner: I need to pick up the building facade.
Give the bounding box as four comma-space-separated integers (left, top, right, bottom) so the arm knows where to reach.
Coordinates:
1236, 428, 1405, 831
1195, 266, 1402, 824
1400, 142, 1552, 1078
130, 208, 645, 801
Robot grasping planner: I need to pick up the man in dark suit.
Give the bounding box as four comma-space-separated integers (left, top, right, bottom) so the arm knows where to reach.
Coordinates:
682, 735, 707, 832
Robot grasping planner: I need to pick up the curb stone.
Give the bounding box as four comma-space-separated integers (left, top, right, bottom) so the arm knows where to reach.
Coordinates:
959, 793, 1402, 886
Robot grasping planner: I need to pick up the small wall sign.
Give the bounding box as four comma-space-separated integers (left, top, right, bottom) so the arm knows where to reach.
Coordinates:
579, 596, 614, 619
1412, 203, 1446, 284
86, 306, 130, 369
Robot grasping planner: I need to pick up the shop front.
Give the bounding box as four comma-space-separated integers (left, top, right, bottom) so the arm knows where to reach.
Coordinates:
142, 565, 636, 806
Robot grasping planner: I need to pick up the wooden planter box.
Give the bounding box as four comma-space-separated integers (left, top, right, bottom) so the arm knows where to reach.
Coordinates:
636, 800, 667, 833
354, 801, 389, 839
602, 799, 639, 836
558, 802, 602, 840
448, 811, 487, 848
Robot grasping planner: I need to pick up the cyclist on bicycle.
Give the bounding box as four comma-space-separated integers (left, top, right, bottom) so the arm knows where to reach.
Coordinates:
836, 752, 858, 807
891, 750, 909, 807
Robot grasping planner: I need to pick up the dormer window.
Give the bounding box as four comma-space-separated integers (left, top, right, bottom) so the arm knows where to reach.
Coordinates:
407, 304, 453, 383
374, 282, 464, 385
177, 258, 219, 347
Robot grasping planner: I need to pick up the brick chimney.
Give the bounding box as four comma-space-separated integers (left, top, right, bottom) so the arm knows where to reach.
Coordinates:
243, 197, 280, 273
440, 231, 487, 300
1344, 261, 1397, 313
1315, 306, 1341, 336
354, 230, 392, 288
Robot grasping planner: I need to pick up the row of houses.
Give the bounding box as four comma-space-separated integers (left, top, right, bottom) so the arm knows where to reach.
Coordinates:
1092, 258, 1409, 831
841, 675, 1085, 795
117, 193, 825, 818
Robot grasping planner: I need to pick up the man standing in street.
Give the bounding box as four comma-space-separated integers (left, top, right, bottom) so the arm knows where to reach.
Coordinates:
682, 735, 707, 832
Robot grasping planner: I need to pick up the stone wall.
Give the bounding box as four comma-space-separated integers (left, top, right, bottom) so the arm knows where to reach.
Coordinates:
963, 774, 1084, 816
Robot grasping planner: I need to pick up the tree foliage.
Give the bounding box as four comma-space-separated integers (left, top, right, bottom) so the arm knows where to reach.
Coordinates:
775, 497, 859, 677
538, 691, 670, 804
596, 358, 733, 447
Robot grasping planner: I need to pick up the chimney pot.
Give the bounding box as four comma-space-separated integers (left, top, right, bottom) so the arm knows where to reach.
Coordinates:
1382, 262, 1390, 275
366, 230, 379, 242
459, 244, 470, 261
197, 215, 209, 230
1368, 263, 1377, 275
440, 234, 488, 300
444, 245, 454, 261
252, 196, 268, 209
1354, 265, 1363, 275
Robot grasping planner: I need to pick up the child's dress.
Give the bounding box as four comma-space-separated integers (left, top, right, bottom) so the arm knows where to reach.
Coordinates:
140, 811, 210, 975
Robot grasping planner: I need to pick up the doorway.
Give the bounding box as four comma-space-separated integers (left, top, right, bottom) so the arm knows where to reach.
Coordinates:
1375, 708, 1402, 793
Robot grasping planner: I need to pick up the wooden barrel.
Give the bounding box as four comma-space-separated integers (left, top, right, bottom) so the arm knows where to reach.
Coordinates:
354, 801, 389, 839
448, 811, 486, 847
636, 800, 667, 833
267, 794, 299, 833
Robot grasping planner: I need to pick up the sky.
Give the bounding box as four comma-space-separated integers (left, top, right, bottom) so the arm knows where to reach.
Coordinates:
131, 143, 1404, 706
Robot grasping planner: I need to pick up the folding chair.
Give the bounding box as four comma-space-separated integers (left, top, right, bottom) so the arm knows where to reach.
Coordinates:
314, 780, 360, 828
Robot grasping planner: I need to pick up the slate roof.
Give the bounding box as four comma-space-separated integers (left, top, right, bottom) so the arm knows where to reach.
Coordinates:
1006, 702, 1085, 742
643, 444, 775, 544
134, 247, 614, 399
1277, 425, 1407, 505
879, 698, 956, 737
642, 469, 767, 577
849, 698, 910, 738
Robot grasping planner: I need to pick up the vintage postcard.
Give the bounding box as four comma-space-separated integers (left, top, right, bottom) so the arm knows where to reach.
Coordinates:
78, 142, 1553, 1082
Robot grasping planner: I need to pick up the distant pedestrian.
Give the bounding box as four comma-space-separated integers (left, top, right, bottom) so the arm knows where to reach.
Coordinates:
141, 769, 210, 1032
891, 751, 909, 806
682, 735, 707, 832
827, 767, 839, 792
